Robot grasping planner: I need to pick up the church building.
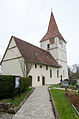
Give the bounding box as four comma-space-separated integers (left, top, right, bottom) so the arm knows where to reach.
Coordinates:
1, 12, 68, 87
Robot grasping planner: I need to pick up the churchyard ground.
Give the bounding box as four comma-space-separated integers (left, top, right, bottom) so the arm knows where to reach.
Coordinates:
50, 84, 79, 119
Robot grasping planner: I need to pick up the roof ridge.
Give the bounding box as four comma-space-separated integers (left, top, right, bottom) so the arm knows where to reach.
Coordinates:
13, 36, 50, 54
1, 35, 61, 67
12, 36, 60, 67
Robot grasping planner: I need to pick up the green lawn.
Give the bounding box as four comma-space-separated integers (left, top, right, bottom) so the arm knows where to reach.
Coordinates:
50, 89, 79, 119
0, 88, 33, 108
50, 83, 61, 88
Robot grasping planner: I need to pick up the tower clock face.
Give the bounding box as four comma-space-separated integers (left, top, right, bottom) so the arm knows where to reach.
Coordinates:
50, 38, 54, 44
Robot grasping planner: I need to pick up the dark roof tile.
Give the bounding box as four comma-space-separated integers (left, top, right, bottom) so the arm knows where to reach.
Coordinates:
40, 12, 66, 43
13, 36, 61, 67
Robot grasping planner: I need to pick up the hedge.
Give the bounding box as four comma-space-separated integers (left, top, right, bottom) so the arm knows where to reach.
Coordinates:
0, 75, 30, 99
20, 77, 30, 93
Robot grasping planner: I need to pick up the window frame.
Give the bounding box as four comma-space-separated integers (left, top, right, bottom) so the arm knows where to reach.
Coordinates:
47, 44, 50, 49
35, 64, 37, 68
57, 70, 59, 78
40, 65, 42, 68
46, 65, 48, 70
50, 69, 52, 78
63, 70, 65, 76
37, 76, 40, 82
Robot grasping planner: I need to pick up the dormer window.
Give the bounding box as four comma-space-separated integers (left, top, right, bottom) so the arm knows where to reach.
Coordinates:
46, 56, 48, 59
35, 53, 38, 56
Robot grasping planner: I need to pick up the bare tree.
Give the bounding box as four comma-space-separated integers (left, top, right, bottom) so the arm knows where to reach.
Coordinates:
68, 64, 79, 79
18, 58, 33, 77
68, 66, 71, 78
18, 58, 26, 77
9, 49, 33, 77
24, 61, 33, 76
71, 64, 79, 73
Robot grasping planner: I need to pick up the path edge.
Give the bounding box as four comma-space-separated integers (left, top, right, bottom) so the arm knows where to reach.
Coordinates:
48, 87, 60, 119
8, 87, 35, 114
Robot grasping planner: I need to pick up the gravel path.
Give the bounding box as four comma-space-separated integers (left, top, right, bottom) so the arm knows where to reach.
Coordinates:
12, 86, 55, 119
0, 112, 14, 119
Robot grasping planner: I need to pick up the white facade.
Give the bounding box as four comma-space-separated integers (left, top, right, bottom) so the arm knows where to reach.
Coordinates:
40, 36, 68, 80
2, 38, 60, 87
1, 11, 69, 87
29, 64, 60, 87
2, 38, 24, 76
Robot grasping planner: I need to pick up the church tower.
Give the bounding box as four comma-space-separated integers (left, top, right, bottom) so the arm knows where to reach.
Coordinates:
40, 12, 68, 80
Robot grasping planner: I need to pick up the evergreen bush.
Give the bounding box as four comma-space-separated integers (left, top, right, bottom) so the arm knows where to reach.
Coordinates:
0, 75, 30, 99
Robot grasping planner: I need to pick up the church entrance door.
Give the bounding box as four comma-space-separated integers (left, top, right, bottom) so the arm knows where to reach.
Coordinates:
29, 75, 32, 86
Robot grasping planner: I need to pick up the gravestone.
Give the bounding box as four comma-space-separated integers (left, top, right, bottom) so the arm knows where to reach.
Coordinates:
61, 81, 69, 87
77, 79, 79, 86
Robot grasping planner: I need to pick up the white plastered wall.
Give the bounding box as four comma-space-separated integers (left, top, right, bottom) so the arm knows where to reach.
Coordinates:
40, 40, 49, 50
29, 64, 60, 87
2, 37, 24, 77
2, 58, 24, 76
2, 37, 61, 87
57, 37, 68, 80
40, 37, 68, 80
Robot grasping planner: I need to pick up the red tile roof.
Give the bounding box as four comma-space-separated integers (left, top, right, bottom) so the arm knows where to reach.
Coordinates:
13, 36, 61, 67
40, 12, 66, 43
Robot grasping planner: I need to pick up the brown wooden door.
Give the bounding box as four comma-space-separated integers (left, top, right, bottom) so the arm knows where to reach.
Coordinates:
42, 76, 45, 85
29, 76, 32, 86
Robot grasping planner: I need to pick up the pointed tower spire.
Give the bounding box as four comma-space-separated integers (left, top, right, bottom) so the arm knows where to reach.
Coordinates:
40, 12, 66, 42
47, 12, 59, 34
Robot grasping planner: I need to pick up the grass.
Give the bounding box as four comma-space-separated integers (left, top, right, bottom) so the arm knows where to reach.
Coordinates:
0, 88, 33, 108
50, 83, 61, 88
68, 84, 74, 88
50, 89, 79, 119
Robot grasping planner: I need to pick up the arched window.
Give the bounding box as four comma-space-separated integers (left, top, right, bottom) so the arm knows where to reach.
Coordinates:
50, 69, 52, 78
37, 76, 40, 82
57, 70, 59, 78
63, 70, 65, 76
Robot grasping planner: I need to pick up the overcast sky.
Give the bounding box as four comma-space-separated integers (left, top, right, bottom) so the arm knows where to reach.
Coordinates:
0, 0, 79, 66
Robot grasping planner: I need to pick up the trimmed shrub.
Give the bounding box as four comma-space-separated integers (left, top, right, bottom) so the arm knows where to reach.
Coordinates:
20, 77, 30, 93
0, 75, 14, 99
0, 75, 30, 99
